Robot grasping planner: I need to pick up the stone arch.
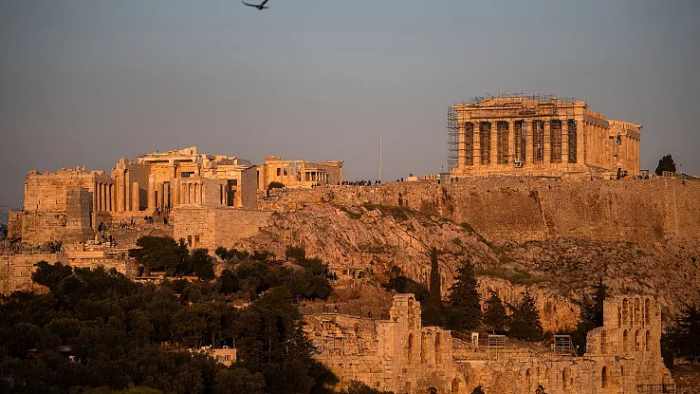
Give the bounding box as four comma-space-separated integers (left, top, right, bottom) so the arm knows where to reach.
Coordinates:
407, 333, 414, 362
421, 332, 428, 363
623, 330, 629, 353
635, 330, 640, 351
644, 298, 651, 326
634, 298, 641, 325
601, 366, 608, 388
622, 298, 629, 325
434, 332, 441, 365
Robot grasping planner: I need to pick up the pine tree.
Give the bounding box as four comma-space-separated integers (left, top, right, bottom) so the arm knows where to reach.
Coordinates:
422, 248, 444, 326
483, 291, 508, 334
445, 259, 481, 331
572, 279, 607, 354
509, 292, 543, 341
668, 304, 700, 362
655, 154, 677, 176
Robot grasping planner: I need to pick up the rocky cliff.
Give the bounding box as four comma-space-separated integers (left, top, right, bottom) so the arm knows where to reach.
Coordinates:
244, 178, 700, 332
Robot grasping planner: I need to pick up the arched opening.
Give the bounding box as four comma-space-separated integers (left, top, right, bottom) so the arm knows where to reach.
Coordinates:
434, 333, 441, 365
644, 298, 651, 326
645, 330, 651, 351
451, 378, 460, 394
601, 367, 608, 388
525, 369, 532, 391
562, 368, 570, 390
407, 333, 414, 362
617, 307, 622, 327
421, 332, 428, 363
634, 298, 641, 325
634, 330, 640, 351
623, 330, 629, 353
622, 298, 629, 326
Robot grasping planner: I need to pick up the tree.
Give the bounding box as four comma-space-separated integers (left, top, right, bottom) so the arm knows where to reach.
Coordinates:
422, 248, 444, 326
188, 249, 215, 280
655, 154, 677, 176
445, 259, 481, 331
471, 386, 485, 394
666, 303, 700, 363
509, 292, 543, 341
572, 279, 607, 354
213, 366, 266, 394
267, 181, 285, 191
130, 236, 188, 275
483, 291, 508, 334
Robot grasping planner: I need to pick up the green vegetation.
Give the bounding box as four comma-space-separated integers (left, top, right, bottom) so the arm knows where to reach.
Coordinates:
422, 248, 444, 326
508, 291, 543, 341
571, 279, 606, 355
663, 303, 700, 366
483, 292, 508, 334
267, 181, 285, 190
444, 259, 481, 331
129, 236, 214, 279
383, 266, 429, 303
655, 154, 677, 176
476, 265, 540, 285
0, 250, 337, 394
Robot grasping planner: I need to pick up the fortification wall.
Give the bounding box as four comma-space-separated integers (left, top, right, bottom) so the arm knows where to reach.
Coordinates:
261, 178, 700, 244
172, 207, 272, 252
21, 189, 94, 245
305, 294, 673, 394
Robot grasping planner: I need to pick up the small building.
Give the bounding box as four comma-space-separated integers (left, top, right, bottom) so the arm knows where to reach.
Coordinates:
257, 155, 343, 191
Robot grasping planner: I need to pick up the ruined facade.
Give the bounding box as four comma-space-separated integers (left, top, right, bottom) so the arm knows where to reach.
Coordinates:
257, 155, 343, 190
171, 206, 271, 250
11, 146, 258, 246
305, 294, 672, 394
448, 96, 641, 178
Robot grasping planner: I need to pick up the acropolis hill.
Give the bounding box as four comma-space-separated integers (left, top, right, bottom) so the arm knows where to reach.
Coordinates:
2, 96, 699, 394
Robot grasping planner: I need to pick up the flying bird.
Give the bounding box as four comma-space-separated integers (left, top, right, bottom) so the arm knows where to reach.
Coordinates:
242, 0, 269, 10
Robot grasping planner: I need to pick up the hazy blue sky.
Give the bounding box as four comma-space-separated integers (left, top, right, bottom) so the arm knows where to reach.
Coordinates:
1, 0, 699, 213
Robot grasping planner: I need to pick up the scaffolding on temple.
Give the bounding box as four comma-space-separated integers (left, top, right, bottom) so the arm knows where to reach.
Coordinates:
447, 107, 459, 171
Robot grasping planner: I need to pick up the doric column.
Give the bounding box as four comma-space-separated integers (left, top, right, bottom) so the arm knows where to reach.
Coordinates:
109, 184, 114, 212
525, 120, 534, 165
147, 176, 156, 212
544, 119, 551, 164
457, 122, 466, 169
562, 119, 568, 164
132, 182, 139, 211
508, 120, 515, 165
490, 120, 498, 167
124, 172, 130, 211
578, 117, 585, 166
473, 122, 481, 166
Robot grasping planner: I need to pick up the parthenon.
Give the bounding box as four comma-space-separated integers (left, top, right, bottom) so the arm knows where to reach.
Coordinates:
448, 95, 641, 178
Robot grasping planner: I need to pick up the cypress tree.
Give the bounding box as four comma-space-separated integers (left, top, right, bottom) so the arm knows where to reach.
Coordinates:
509, 291, 543, 341
573, 279, 607, 354
445, 259, 482, 331
422, 248, 444, 326
483, 291, 508, 334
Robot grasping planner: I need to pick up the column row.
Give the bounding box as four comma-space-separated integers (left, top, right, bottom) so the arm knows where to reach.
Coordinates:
95, 182, 115, 212
457, 119, 579, 168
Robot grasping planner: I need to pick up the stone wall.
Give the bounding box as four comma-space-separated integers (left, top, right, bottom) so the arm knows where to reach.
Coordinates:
7, 210, 22, 241
305, 294, 673, 394
261, 177, 700, 244
21, 188, 94, 245
0, 247, 133, 295
172, 207, 272, 252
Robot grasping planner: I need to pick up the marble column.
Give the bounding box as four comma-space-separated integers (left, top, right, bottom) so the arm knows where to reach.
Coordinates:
473, 122, 481, 166
508, 120, 515, 165
526, 120, 534, 165
544, 119, 552, 164
457, 122, 466, 169
490, 120, 498, 167
562, 118, 569, 164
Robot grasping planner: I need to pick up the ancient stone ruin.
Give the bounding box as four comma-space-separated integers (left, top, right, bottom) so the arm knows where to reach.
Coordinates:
305, 294, 673, 394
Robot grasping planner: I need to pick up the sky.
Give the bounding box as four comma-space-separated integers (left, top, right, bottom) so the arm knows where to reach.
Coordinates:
1, 0, 699, 216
